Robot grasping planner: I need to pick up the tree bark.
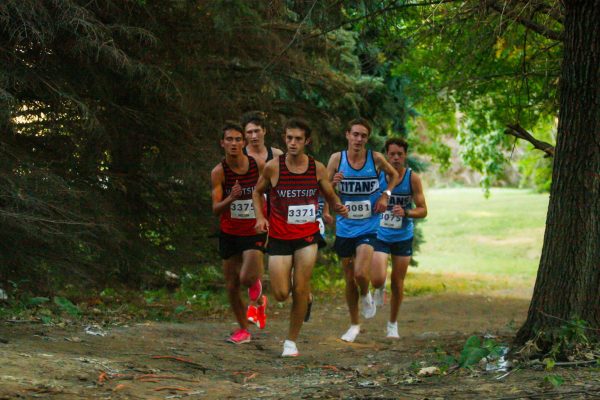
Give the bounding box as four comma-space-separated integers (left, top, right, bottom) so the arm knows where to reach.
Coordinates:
516, 0, 600, 345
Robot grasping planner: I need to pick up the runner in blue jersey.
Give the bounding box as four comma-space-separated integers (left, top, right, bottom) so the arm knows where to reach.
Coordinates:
326, 118, 400, 343
370, 138, 427, 339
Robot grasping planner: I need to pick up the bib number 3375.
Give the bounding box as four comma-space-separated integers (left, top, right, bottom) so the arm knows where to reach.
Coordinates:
288, 204, 316, 224
230, 199, 255, 219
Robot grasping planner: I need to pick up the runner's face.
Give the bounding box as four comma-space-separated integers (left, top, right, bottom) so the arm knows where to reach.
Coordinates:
221, 130, 244, 156
244, 122, 266, 147
386, 143, 407, 169
345, 124, 370, 151
285, 128, 309, 156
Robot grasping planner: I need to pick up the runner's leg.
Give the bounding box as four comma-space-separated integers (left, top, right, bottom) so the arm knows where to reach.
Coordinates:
342, 257, 359, 325
240, 249, 264, 304
223, 255, 247, 329
354, 243, 374, 296
370, 251, 388, 289
269, 255, 293, 302
288, 244, 318, 342
389, 255, 410, 323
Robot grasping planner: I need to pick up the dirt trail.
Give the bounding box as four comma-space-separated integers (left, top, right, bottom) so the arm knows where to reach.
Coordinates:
1, 293, 598, 399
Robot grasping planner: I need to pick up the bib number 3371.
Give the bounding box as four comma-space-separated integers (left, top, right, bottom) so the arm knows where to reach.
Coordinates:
230, 199, 255, 219
345, 200, 372, 219
287, 204, 316, 224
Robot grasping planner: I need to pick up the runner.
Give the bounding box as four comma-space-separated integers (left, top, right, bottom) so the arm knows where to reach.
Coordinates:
253, 118, 348, 357
326, 118, 399, 343
210, 123, 267, 344
241, 111, 283, 169
370, 138, 428, 338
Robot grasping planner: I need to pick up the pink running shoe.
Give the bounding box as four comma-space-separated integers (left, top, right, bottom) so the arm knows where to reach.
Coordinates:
248, 278, 262, 302
227, 328, 251, 344
246, 304, 258, 324
255, 295, 267, 329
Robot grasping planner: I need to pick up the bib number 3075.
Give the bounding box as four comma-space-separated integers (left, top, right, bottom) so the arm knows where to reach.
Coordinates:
287, 204, 316, 224
230, 199, 255, 219
345, 200, 372, 219
380, 210, 402, 228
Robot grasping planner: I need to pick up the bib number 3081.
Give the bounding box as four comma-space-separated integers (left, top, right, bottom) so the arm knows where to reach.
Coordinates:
345, 200, 372, 219
230, 199, 255, 219
288, 204, 316, 224
380, 210, 402, 228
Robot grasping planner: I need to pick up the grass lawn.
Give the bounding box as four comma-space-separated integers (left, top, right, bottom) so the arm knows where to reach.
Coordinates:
407, 188, 549, 296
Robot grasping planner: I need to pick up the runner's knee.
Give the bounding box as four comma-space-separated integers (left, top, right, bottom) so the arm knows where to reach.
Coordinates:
371, 276, 385, 288
272, 289, 289, 302
239, 271, 258, 287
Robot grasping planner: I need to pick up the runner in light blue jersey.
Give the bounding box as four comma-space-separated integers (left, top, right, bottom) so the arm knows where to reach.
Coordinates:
326, 118, 400, 343
370, 138, 427, 339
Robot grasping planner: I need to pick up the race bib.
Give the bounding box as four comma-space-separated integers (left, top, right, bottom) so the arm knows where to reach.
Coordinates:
380, 210, 402, 229
230, 199, 255, 219
345, 200, 372, 219
287, 204, 316, 224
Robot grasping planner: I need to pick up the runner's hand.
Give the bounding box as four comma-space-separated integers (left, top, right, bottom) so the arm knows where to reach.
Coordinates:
332, 172, 344, 187
373, 195, 389, 213
323, 211, 334, 225
392, 205, 406, 217
333, 203, 348, 218
229, 180, 242, 199
254, 217, 269, 233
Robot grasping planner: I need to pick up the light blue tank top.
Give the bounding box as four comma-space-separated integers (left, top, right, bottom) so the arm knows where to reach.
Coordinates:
336, 150, 380, 237
377, 168, 414, 242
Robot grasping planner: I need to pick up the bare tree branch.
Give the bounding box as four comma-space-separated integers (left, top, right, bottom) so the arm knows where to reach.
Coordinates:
505, 123, 555, 157
487, 1, 563, 41
306, 0, 462, 39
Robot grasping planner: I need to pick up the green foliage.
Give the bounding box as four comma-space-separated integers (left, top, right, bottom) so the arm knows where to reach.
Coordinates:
521, 316, 598, 362
544, 374, 564, 387
1, 1, 409, 292
458, 335, 505, 367
433, 335, 507, 370
53, 296, 80, 317
376, 1, 562, 189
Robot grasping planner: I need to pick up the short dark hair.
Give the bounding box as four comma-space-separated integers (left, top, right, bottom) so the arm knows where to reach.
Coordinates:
284, 118, 312, 139
346, 118, 372, 135
384, 137, 408, 153
241, 111, 267, 130
221, 122, 244, 139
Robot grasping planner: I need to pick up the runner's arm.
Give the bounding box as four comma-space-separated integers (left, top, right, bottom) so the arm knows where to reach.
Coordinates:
252, 160, 275, 232
326, 152, 343, 186
316, 161, 348, 217
407, 172, 427, 219
211, 165, 240, 215
373, 152, 400, 213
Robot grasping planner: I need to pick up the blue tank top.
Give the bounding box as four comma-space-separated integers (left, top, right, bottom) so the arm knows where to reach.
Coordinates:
336, 150, 381, 237
377, 168, 414, 242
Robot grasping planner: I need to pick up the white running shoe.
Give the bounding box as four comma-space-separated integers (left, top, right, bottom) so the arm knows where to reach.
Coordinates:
361, 292, 376, 319
373, 287, 385, 307
386, 321, 399, 339
281, 340, 299, 357
341, 325, 361, 342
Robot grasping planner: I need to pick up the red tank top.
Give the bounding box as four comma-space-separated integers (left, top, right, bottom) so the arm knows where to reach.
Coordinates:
220, 156, 263, 236
269, 155, 320, 240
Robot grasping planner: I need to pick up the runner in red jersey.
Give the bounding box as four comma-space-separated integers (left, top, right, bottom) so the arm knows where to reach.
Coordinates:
211, 123, 267, 345
253, 118, 348, 357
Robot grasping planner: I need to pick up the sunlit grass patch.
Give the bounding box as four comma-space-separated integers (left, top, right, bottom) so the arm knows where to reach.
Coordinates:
416, 188, 548, 281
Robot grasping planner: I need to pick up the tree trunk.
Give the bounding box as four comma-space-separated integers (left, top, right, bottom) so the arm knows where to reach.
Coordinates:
515, 1, 600, 345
